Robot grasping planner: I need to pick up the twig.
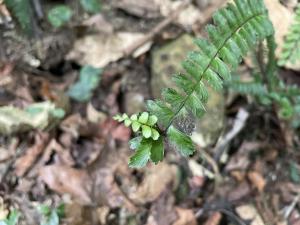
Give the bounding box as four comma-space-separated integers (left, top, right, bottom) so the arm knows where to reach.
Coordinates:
123, 1, 190, 56
214, 108, 249, 162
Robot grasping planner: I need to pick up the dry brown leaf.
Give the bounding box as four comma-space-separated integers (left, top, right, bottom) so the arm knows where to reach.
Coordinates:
130, 163, 178, 204
113, 0, 160, 18
173, 207, 197, 225
14, 133, 49, 177
92, 168, 137, 212
264, 0, 300, 70
66, 32, 151, 68
64, 203, 92, 225
203, 212, 222, 225
248, 171, 266, 192
236, 205, 265, 225
146, 191, 177, 225
226, 142, 261, 171
39, 165, 92, 204
290, 210, 300, 225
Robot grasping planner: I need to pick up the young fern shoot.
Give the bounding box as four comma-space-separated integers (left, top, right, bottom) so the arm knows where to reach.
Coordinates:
115, 0, 275, 168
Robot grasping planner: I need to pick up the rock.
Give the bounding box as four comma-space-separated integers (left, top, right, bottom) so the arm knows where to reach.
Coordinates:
151, 34, 225, 148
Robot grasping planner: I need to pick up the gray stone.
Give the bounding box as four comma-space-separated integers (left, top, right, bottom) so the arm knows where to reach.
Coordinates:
151, 34, 225, 148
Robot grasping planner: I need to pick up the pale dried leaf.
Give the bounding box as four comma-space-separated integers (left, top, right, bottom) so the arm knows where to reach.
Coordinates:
203, 212, 222, 225
66, 32, 152, 68
173, 207, 197, 225
14, 133, 49, 177
248, 171, 266, 192
130, 163, 178, 204
0, 101, 63, 135
39, 165, 92, 204
264, 0, 300, 70
236, 205, 265, 225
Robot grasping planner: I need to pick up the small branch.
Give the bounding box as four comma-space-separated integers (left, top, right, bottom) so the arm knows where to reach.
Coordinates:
214, 108, 249, 162
123, 1, 190, 56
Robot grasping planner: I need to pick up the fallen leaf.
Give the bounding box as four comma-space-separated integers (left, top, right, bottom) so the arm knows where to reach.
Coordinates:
39, 165, 92, 204
173, 207, 197, 225
100, 118, 131, 142
236, 205, 265, 225
64, 203, 91, 225
14, 133, 49, 177
96, 206, 110, 225
0, 101, 65, 135
112, 0, 160, 18
82, 14, 114, 34
203, 212, 222, 225
130, 163, 178, 204
155, 0, 202, 28
248, 171, 266, 192
146, 191, 177, 225
92, 168, 137, 212
86, 102, 107, 124
66, 32, 152, 68
226, 142, 262, 171
290, 210, 300, 225
264, 0, 300, 70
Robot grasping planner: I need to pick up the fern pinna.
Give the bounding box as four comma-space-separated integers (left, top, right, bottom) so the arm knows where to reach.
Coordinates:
279, 5, 300, 66
4, 0, 32, 34
115, 0, 274, 168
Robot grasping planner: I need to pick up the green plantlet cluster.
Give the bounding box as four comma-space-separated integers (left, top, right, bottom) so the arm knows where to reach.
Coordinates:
67, 65, 102, 102
279, 4, 300, 66
0, 210, 20, 225
114, 112, 160, 140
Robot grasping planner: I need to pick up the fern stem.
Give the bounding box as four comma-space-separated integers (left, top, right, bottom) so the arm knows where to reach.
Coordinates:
163, 12, 265, 132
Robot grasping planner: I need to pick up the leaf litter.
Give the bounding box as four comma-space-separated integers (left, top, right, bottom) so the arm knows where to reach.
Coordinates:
1, 0, 300, 224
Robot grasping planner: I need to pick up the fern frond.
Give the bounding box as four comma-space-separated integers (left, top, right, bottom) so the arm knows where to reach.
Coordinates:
148, 0, 273, 142
229, 79, 268, 96
4, 0, 32, 34
279, 5, 300, 66
115, 0, 275, 167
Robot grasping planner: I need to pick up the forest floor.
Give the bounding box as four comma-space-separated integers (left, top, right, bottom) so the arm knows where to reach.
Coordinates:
0, 0, 300, 224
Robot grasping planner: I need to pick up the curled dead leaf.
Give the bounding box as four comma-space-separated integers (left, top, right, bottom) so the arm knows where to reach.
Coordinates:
130, 163, 178, 204
173, 207, 197, 225
39, 165, 92, 204
14, 133, 49, 177
248, 171, 266, 192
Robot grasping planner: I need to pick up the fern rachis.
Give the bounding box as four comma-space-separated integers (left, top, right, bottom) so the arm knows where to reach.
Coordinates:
115, 0, 275, 167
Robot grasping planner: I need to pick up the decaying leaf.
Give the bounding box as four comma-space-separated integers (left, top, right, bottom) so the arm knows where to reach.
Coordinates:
203, 212, 222, 225
236, 205, 265, 225
264, 0, 300, 70
14, 133, 49, 177
0, 101, 64, 135
66, 32, 152, 67
248, 171, 266, 192
39, 165, 92, 204
130, 163, 178, 204
173, 207, 197, 225
92, 168, 137, 212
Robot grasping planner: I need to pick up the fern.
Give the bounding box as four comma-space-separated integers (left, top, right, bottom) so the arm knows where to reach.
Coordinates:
4, 0, 32, 34
279, 5, 300, 66
116, 0, 275, 168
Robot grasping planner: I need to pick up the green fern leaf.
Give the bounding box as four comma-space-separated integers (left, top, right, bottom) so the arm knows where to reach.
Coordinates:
4, 0, 32, 34
167, 126, 194, 157
279, 5, 300, 66
129, 137, 164, 168
151, 0, 274, 136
